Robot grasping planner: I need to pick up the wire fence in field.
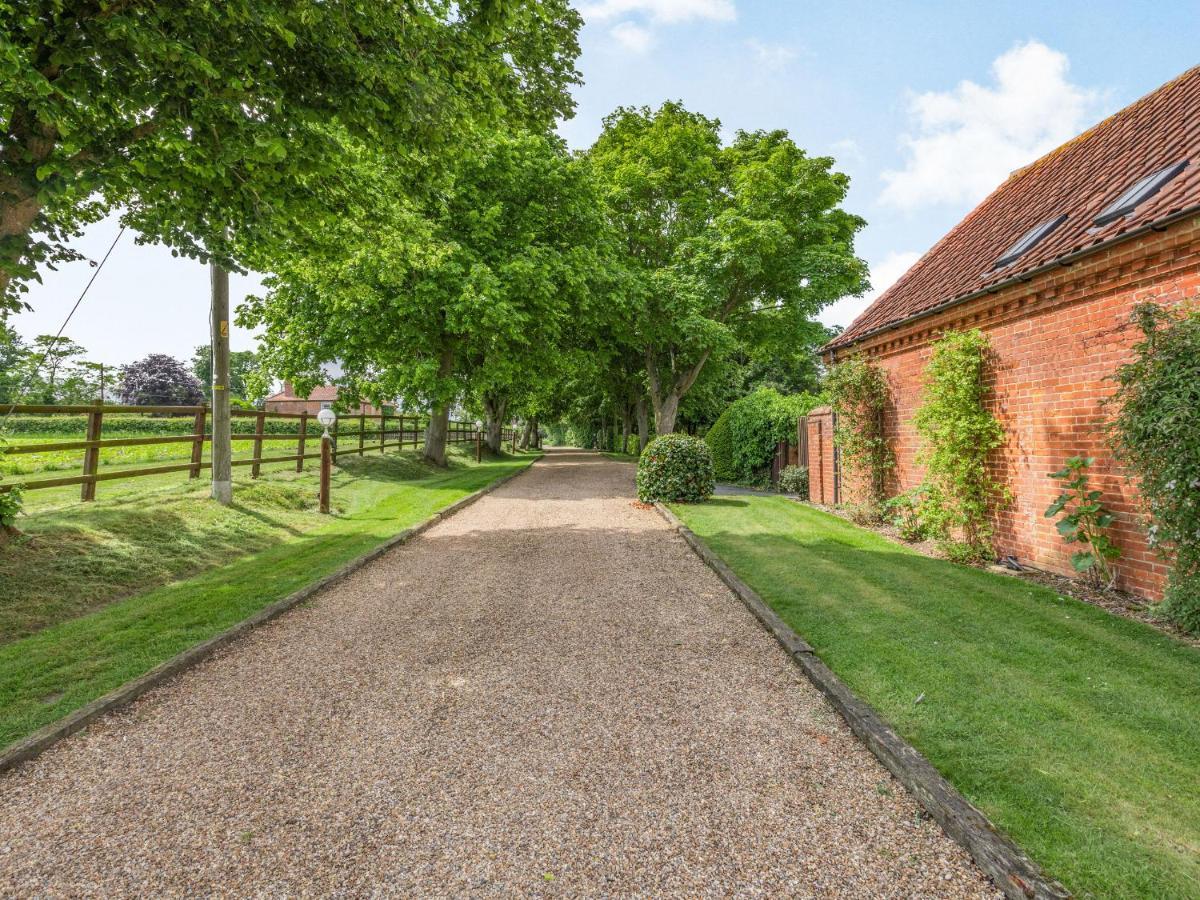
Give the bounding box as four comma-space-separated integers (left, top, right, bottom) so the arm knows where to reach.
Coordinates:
0, 404, 508, 501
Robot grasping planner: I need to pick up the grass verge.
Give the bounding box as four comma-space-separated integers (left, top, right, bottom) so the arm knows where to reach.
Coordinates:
0, 447, 537, 748
671, 495, 1200, 900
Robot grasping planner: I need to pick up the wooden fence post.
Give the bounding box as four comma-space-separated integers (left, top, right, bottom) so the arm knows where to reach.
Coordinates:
251, 410, 266, 478
296, 411, 308, 472
358, 412, 366, 457
189, 408, 206, 479
319, 431, 332, 514
80, 409, 103, 501
475, 428, 482, 463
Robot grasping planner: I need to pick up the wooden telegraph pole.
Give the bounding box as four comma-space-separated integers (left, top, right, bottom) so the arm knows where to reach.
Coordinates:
210, 262, 233, 505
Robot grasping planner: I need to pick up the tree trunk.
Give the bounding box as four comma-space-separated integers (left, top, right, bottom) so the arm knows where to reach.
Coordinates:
520, 419, 533, 450
621, 404, 632, 454
422, 346, 455, 466
636, 396, 650, 453
483, 395, 506, 453
424, 404, 450, 466
652, 391, 681, 436
530, 416, 539, 449
0, 184, 42, 302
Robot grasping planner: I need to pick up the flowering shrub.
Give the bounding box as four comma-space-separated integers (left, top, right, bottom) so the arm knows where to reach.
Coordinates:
1110, 302, 1200, 632
777, 465, 808, 496
637, 434, 715, 503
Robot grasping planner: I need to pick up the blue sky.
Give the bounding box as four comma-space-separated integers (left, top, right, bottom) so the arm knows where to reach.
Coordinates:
12, 0, 1200, 364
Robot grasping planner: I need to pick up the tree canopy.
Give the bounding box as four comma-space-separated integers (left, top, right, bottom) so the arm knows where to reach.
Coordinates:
0, 0, 582, 313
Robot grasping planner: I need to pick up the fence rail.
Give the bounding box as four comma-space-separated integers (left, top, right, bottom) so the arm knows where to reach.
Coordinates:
1, 404, 512, 500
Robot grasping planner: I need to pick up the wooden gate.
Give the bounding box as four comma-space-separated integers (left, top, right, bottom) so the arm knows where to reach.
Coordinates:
770, 416, 811, 483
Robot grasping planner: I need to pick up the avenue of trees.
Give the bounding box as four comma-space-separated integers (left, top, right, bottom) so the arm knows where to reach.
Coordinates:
2, 2, 866, 469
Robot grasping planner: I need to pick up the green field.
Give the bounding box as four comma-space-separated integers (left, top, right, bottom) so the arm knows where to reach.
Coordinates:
672, 495, 1200, 900
0, 445, 537, 749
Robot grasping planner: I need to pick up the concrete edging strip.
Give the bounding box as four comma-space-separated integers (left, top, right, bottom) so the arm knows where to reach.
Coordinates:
0, 459, 538, 776
654, 500, 1070, 900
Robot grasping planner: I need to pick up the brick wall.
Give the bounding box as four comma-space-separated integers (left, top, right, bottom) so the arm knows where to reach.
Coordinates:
815, 215, 1200, 599
806, 407, 836, 504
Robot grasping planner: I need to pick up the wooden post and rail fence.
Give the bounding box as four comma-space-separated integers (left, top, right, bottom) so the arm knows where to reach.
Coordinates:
0, 404, 518, 503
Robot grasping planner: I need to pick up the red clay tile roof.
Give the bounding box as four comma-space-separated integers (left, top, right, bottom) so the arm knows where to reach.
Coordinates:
830, 65, 1200, 350
264, 385, 340, 402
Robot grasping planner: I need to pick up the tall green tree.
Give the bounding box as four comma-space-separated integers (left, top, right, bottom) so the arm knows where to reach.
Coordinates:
191, 345, 263, 405
0, 0, 582, 313
243, 132, 607, 465
589, 103, 868, 434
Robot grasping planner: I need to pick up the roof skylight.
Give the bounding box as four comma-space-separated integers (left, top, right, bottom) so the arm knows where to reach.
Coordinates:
993, 214, 1067, 269
1094, 161, 1188, 226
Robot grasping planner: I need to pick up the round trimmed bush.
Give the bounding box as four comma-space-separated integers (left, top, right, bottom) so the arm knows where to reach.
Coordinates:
636, 434, 715, 503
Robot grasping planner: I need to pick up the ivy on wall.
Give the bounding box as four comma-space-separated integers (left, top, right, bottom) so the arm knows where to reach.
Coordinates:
826, 354, 891, 516
913, 329, 1008, 561
1110, 302, 1200, 634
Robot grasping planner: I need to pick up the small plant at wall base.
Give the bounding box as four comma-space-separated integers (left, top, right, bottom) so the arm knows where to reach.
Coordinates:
1045, 457, 1121, 587
883, 487, 929, 542
826, 354, 891, 518
777, 465, 808, 496
1110, 302, 1200, 634
913, 329, 1008, 562
637, 434, 715, 503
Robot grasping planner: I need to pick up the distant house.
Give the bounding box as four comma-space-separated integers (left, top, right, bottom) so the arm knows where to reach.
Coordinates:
263, 382, 392, 417
808, 66, 1200, 598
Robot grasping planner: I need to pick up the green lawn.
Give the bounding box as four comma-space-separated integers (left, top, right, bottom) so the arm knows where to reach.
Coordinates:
671, 496, 1200, 900
0, 446, 537, 749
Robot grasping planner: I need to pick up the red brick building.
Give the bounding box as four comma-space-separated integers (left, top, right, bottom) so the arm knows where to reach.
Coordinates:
811, 66, 1200, 598
263, 382, 391, 417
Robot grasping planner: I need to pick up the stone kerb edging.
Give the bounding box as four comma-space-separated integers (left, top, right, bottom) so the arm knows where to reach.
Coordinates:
0, 459, 539, 776
654, 500, 1070, 900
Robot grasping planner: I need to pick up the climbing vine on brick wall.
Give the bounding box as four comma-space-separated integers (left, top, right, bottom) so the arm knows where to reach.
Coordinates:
1110, 302, 1200, 634
914, 329, 1008, 562
826, 354, 891, 516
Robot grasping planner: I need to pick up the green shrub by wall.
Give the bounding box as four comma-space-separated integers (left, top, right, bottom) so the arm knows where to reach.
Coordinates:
637, 434, 715, 502
705, 388, 822, 485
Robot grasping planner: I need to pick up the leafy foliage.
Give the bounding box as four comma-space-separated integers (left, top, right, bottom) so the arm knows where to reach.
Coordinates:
1, 0, 582, 312
0, 483, 21, 531
588, 103, 867, 434
913, 330, 1007, 562
777, 465, 808, 496
636, 434, 715, 503
883, 487, 930, 542
119, 355, 204, 406
1110, 302, 1200, 632
190, 346, 265, 405
1045, 456, 1121, 586
705, 387, 821, 484
826, 354, 891, 515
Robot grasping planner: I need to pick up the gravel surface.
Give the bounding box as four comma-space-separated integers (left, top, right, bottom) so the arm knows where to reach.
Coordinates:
0, 450, 996, 897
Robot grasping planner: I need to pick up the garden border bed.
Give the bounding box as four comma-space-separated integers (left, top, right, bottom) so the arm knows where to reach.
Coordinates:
0, 459, 538, 775
655, 501, 1070, 900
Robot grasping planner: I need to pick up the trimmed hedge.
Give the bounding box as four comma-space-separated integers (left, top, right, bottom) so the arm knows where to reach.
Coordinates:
706, 388, 823, 484
636, 434, 715, 503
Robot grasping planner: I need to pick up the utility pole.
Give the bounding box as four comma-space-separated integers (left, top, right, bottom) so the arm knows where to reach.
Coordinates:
210, 262, 233, 505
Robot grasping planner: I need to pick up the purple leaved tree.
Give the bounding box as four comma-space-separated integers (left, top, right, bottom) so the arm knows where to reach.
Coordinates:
119, 354, 205, 406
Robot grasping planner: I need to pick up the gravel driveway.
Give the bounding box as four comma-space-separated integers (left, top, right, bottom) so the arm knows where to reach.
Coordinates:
0, 449, 995, 897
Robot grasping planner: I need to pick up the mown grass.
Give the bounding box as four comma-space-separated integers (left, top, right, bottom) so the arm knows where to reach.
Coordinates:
0, 446, 538, 748
671, 495, 1200, 900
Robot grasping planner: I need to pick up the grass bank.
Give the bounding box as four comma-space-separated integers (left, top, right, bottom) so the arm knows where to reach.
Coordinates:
0, 447, 537, 748
671, 495, 1200, 900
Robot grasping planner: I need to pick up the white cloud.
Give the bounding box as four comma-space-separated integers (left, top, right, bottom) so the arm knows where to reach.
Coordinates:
830, 138, 865, 169
880, 41, 1104, 211
610, 20, 655, 52
820, 250, 921, 329
746, 39, 796, 72
580, 0, 736, 24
